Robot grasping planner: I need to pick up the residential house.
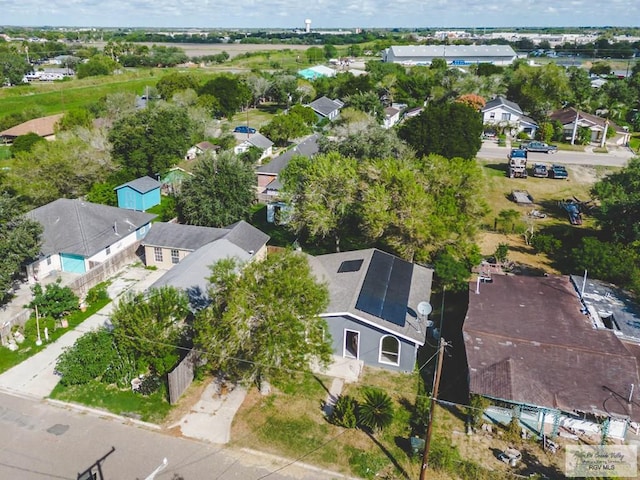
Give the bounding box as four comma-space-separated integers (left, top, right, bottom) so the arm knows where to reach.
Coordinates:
309, 249, 434, 373
115, 176, 162, 211
148, 221, 269, 307
160, 167, 192, 195
26, 199, 155, 278
0, 114, 64, 143
142, 220, 268, 269
383, 107, 401, 129
233, 132, 274, 162
308, 96, 344, 121
403, 106, 423, 121
549, 107, 631, 147
255, 134, 320, 202
482, 97, 538, 137
185, 141, 220, 161
464, 274, 640, 440
382, 45, 517, 66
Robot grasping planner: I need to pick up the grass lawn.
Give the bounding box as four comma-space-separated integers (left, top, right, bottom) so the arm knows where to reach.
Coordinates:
49, 380, 172, 423
231, 368, 430, 479
0, 70, 161, 117
476, 160, 617, 273
0, 295, 111, 375
0, 146, 10, 160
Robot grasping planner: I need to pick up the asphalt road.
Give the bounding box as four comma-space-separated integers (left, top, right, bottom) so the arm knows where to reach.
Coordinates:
477, 140, 636, 167
0, 392, 342, 480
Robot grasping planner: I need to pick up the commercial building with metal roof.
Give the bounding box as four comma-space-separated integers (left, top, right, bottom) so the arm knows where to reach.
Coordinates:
382, 45, 517, 66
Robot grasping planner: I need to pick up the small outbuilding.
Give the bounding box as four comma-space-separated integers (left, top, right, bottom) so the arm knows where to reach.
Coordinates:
115, 176, 162, 212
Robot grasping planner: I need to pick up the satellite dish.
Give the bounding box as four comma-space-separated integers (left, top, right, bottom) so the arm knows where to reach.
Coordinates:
417, 301, 432, 317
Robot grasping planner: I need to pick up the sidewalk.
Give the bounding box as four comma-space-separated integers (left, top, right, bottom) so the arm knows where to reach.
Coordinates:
0, 264, 167, 399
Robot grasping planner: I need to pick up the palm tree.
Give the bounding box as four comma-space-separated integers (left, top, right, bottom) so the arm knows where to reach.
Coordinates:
358, 387, 394, 432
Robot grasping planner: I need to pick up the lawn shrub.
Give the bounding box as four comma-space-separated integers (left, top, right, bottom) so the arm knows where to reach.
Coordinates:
331, 394, 358, 428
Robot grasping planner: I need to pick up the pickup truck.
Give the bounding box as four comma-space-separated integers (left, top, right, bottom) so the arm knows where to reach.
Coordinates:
519, 140, 558, 154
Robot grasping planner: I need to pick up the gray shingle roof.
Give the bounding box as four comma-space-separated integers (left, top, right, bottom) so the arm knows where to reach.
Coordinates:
150, 239, 251, 306
309, 96, 342, 117
27, 199, 156, 257
309, 248, 434, 345
115, 176, 161, 194
483, 96, 523, 114
223, 220, 270, 254
234, 132, 274, 150
256, 134, 320, 175
142, 223, 228, 251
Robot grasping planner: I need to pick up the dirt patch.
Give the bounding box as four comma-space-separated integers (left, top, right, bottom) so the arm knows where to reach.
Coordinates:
478, 231, 558, 275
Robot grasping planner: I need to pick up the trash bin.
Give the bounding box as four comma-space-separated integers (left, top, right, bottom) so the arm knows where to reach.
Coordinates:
410, 436, 425, 456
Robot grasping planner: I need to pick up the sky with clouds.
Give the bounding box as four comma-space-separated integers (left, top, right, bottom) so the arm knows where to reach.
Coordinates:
0, 0, 638, 29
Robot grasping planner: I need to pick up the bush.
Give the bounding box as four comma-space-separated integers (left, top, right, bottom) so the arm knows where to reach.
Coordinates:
358, 387, 394, 432
331, 394, 358, 428
56, 329, 119, 386
531, 234, 562, 254
136, 374, 163, 396
86, 283, 110, 305
28, 280, 79, 319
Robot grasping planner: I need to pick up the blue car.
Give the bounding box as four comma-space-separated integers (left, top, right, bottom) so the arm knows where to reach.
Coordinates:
233, 126, 256, 134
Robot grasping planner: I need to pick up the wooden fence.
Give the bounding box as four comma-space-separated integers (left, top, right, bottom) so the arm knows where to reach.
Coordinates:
168, 349, 197, 404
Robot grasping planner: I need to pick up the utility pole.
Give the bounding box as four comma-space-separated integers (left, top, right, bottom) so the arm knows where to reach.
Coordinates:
419, 337, 446, 480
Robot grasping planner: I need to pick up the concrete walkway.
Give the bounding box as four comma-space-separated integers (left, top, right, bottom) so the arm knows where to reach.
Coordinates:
0, 264, 167, 399
322, 378, 344, 417
171, 380, 248, 444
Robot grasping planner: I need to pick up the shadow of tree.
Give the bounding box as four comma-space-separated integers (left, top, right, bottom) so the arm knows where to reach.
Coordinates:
364, 429, 411, 480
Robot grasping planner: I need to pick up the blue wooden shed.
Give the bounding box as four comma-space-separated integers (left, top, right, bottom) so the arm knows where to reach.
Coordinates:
115, 176, 161, 211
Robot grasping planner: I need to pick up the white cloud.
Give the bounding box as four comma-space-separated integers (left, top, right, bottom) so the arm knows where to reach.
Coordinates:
0, 0, 637, 28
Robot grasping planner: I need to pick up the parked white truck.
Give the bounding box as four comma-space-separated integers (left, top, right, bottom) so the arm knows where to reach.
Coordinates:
507, 148, 528, 178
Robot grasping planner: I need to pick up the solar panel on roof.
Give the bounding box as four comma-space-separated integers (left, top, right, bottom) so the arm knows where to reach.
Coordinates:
338, 259, 364, 273
355, 251, 413, 327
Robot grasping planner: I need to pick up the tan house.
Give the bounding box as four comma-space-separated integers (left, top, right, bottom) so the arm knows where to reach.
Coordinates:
142, 220, 269, 269
549, 107, 631, 147
0, 113, 64, 143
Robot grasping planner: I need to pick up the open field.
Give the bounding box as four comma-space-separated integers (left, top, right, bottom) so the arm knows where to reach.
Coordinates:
476, 160, 615, 273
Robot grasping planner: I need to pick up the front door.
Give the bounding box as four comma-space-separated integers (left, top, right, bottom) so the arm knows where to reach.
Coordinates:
344, 330, 360, 359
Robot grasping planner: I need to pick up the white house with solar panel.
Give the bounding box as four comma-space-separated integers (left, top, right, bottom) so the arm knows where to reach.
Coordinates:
309, 249, 434, 372
382, 45, 517, 66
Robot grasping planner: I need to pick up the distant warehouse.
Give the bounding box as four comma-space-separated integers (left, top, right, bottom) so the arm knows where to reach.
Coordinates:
382, 45, 517, 66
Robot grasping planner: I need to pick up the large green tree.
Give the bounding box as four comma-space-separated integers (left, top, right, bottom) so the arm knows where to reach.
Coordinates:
109, 105, 194, 179
0, 52, 30, 85
260, 111, 313, 147
398, 101, 483, 159
193, 250, 332, 383
199, 76, 251, 118
0, 194, 42, 305
176, 151, 255, 227
156, 72, 200, 101
281, 152, 359, 252
591, 156, 640, 244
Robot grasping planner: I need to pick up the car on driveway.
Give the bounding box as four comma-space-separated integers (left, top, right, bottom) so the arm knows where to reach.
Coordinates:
520, 140, 558, 153
548, 164, 568, 179
233, 126, 256, 134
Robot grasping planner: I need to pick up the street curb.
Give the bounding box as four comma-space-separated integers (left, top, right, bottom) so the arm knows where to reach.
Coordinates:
240, 448, 362, 480
46, 398, 161, 430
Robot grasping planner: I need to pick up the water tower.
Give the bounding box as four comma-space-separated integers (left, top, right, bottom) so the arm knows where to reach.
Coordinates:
305, 19, 311, 33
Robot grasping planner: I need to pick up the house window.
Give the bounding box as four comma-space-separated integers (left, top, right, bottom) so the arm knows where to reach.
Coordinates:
489, 112, 496, 119
379, 335, 400, 365
501, 113, 511, 121
171, 249, 180, 264
154, 247, 163, 262
105, 245, 111, 256
46, 257, 52, 266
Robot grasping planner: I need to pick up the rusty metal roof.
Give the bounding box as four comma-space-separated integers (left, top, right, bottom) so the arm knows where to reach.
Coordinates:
464, 275, 640, 420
